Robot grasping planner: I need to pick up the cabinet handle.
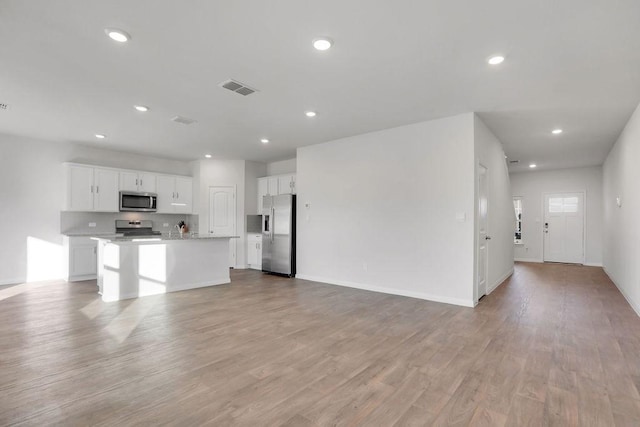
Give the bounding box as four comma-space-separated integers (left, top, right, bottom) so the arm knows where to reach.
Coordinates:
96, 186, 99, 194
90, 185, 93, 193
140, 179, 143, 186
172, 192, 175, 199
176, 192, 179, 199
136, 178, 138, 185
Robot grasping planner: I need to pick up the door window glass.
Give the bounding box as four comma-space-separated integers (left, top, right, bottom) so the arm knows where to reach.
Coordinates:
513, 197, 522, 243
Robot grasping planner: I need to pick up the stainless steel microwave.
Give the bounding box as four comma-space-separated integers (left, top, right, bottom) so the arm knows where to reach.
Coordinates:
119, 191, 157, 212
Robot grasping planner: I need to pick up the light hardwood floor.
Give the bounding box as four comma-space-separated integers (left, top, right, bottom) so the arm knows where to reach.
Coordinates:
1, 262, 639, 426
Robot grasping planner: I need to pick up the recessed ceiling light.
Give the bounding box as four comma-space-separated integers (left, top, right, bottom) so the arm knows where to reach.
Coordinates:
488, 55, 505, 65
529, 163, 537, 168
95, 134, 106, 139
305, 111, 317, 117
105, 28, 131, 43
313, 37, 333, 51
260, 138, 269, 144
134, 105, 149, 112
205, 154, 212, 158
552, 129, 563, 134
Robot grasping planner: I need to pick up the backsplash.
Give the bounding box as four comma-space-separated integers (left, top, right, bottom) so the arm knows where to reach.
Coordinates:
60, 211, 191, 235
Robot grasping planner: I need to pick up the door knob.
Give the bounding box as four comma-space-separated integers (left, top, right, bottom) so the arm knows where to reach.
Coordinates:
485, 236, 491, 240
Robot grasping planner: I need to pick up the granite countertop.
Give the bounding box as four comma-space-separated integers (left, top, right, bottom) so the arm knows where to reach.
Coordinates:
63, 231, 121, 237
91, 234, 239, 243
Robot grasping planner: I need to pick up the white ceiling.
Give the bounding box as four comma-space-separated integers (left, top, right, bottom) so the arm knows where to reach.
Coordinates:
1, 0, 639, 170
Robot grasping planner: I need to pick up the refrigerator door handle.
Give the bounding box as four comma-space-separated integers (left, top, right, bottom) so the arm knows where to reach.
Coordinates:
271, 207, 275, 243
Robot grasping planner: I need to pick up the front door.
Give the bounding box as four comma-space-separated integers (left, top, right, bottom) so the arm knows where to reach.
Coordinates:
543, 193, 584, 264
209, 186, 236, 267
477, 165, 488, 300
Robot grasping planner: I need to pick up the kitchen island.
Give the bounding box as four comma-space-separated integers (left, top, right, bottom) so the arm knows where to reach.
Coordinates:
92, 234, 238, 302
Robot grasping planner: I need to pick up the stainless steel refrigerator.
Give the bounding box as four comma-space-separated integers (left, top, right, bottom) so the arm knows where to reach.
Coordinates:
262, 194, 295, 277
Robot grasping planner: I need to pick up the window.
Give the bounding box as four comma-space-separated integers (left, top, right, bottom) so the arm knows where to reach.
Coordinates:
513, 197, 522, 243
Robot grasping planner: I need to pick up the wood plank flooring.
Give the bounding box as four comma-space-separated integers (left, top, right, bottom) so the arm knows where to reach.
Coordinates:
1, 262, 639, 426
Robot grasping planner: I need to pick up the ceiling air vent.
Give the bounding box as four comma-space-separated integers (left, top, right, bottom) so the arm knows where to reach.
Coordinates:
171, 116, 197, 125
219, 79, 258, 96
0, 103, 8, 110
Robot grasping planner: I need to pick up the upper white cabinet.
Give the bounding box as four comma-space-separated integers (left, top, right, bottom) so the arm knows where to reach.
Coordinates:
66, 163, 191, 214
120, 171, 156, 193
67, 165, 119, 212
157, 175, 193, 214
277, 174, 296, 195
257, 173, 296, 214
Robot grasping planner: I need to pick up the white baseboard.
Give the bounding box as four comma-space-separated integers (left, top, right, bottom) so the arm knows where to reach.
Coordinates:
0, 277, 26, 286
514, 258, 542, 263
603, 267, 640, 317
295, 274, 475, 308
487, 268, 514, 294
584, 262, 603, 267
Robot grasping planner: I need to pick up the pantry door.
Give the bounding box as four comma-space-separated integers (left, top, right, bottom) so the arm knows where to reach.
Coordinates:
209, 186, 236, 267
543, 192, 585, 264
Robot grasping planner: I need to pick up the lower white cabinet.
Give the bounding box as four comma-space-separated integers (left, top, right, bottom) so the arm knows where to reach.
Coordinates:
63, 236, 97, 282
247, 233, 262, 270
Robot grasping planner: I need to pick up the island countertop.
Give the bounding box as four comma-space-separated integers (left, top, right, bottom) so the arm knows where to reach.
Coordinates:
91, 234, 239, 245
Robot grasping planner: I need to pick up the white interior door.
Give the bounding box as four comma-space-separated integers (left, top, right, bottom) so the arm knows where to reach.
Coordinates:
209, 186, 236, 267
477, 165, 489, 300
544, 193, 584, 264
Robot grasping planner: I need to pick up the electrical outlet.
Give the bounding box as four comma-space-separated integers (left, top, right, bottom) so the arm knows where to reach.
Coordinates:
88, 222, 96, 227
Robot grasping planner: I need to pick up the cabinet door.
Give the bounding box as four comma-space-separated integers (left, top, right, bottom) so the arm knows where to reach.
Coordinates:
174, 177, 192, 213
156, 175, 175, 213
68, 165, 94, 211
255, 236, 262, 269
247, 235, 257, 265
138, 172, 157, 193
257, 178, 268, 214
119, 171, 139, 192
70, 245, 97, 277
94, 168, 119, 212
267, 177, 279, 195
277, 175, 293, 195
290, 174, 296, 194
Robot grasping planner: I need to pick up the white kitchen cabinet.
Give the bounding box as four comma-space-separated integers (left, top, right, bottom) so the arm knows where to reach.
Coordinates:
277, 174, 296, 195
247, 233, 262, 270
63, 236, 97, 281
257, 174, 296, 213
120, 171, 156, 193
67, 165, 119, 212
257, 178, 268, 214
157, 175, 193, 213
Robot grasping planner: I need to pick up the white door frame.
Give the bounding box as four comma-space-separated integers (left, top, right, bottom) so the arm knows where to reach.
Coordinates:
475, 162, 489, 305
209, 186, 237, 268
541, 190, 587, 264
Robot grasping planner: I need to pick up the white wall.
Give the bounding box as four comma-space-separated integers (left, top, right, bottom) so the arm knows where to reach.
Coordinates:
192, 159, 247, 268
245, 161, 267, 216
0, 134, 191, 285
510, 166, 603, 266
474, 115, 514, 298
266, 158, 296, 175
603, 102, 640, 315
296, 114, 476, 307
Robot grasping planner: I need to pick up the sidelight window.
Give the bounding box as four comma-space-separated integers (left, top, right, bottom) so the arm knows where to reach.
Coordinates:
513, 197, 523, 243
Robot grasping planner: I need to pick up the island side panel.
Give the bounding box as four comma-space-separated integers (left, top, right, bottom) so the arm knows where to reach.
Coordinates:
99, 238, 232, 302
